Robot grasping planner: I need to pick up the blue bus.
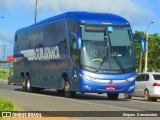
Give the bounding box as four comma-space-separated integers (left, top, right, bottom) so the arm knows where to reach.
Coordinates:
13, 12, 145, 100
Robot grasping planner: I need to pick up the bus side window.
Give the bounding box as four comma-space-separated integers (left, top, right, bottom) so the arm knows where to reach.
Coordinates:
70, 35, 80, 65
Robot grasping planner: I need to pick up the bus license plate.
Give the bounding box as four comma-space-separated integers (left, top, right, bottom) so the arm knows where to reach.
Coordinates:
106, 86, 116, 90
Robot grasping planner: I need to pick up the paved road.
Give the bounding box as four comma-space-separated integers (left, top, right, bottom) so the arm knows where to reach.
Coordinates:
0, 80, 160, 120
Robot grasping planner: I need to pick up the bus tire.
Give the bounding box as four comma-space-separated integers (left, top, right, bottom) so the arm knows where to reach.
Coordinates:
107, 93, 119, 100
64, 81, 71, 97
25, 76, 33, 92
64, 81, 76, 98
20, 74, 25, 90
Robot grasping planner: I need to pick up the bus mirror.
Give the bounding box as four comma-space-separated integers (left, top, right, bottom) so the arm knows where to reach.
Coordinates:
72, 32, 82, 49
134, 35, 146, 52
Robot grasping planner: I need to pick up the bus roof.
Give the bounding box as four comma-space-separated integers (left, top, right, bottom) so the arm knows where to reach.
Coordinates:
17, 11, 129, 32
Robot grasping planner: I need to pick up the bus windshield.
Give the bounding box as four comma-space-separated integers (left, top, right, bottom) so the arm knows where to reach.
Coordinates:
80, 25, 135, 73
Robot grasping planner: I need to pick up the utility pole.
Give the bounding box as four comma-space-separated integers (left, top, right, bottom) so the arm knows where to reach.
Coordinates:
3, 45, 5, 68
0, 17, 6, 68
34, 0, 38, 24
139, 52, 143, 73
144, 20, 154, 72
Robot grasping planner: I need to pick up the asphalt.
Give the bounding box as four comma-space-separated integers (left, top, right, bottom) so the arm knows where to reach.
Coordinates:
1, 79, 160, 120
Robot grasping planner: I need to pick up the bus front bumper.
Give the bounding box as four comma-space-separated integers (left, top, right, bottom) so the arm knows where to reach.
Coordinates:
79, 77, 135, 93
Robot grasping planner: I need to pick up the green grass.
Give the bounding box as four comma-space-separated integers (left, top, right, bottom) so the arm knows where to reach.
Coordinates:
0, 70, 9, 80
0, 98, 15, 111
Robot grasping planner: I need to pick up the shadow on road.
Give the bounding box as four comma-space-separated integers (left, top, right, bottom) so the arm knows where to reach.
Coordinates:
14, 87, 130, 101
14, 88, 23, 92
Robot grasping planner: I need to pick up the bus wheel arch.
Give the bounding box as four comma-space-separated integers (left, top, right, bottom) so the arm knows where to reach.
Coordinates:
62, 72, 68, 82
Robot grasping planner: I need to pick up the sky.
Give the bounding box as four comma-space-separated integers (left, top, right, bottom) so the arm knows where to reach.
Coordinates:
0, 0, 160, 60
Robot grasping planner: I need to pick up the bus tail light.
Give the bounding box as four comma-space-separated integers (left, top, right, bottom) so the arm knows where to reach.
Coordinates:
153, 83, 160, 86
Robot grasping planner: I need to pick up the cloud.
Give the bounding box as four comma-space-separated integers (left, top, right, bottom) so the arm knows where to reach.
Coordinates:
35, 0, 151, 26
0, 0, 152, 26
0, 29, 13, 42
0, 29, 13, 56
0, 0, 14, 11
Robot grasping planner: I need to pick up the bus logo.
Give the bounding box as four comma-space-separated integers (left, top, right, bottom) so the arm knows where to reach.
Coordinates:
109, 80, 113, 84
34, 46, 60, 60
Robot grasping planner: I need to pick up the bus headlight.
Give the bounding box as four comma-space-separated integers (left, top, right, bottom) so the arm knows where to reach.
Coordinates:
127, 76, 135, 81
79, 74, 96, 81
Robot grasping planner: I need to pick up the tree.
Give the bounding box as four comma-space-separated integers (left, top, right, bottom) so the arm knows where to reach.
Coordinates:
134, 31, 160, 73
147, 33, 160, 71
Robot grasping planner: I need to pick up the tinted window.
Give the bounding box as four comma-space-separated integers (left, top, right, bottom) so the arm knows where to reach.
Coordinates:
145, 74, 149, 81
70, 35, 80, 65
109, 27, 131, 46
153, 74, 160, 80
43, 21, 66, 46
136, 74, 143, 81
81, 26, 105, 41
136, 74, 145, 81
136, 74, 149, 81
29, 28, 43, 48
67, 20, 80, 65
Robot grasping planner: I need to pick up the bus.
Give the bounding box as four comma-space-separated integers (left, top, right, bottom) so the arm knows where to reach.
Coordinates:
13, 12, 145, 100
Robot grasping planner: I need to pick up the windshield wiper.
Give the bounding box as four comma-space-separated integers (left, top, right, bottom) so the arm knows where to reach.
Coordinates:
95, 52, 109, 72
112, 56, 125, 73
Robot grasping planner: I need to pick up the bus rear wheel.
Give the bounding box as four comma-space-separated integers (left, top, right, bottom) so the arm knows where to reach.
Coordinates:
20, 74, 25, 90
107, 93, 119, 100
25, 76, 33, 92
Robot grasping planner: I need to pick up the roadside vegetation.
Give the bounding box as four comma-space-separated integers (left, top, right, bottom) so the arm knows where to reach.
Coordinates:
134, 31, 160, 73
0, 63, 12, 80
0, 70, 9, 80
0, 98, 15, 111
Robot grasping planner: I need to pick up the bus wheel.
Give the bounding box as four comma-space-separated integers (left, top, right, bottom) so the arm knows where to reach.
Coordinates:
64, 81, 71, 97
64, 81, 76, 98
20, 75, 25, 90
25, 76, 33, 92
107, 93, 119, 100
